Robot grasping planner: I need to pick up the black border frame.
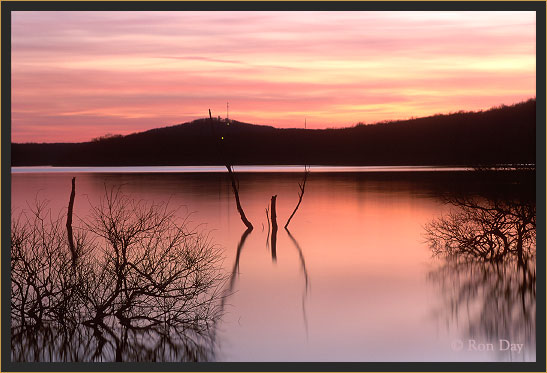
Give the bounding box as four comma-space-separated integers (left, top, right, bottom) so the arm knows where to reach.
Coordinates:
1, 1, 545, 372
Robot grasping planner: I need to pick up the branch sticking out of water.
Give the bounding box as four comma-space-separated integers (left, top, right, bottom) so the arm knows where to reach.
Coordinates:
66, 176, 77, 266
225, 165, 253, 230
285, 165, 310, 229
12, 186, 226, 362
208, 109, 253, 230
265, 205, 271, 249
270, 195, 278, 262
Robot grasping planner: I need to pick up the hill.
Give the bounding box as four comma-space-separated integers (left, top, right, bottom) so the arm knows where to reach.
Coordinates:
12, 99, 536, 167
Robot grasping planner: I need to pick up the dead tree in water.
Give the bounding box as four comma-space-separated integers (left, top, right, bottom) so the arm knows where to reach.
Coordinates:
208, 109, 253, 230
226, 165, 253, 230
66, 177, 77, 266
265, 205, 271, 248
285, 166, 310, 229
270, 195, 278, 261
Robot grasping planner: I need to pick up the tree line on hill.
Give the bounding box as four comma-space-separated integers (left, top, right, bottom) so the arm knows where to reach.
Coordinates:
12, 99, 536, 167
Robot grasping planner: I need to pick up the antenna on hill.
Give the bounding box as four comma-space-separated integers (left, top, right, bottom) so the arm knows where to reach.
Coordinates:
305, 118, 306, 129
227, 102, 229, 122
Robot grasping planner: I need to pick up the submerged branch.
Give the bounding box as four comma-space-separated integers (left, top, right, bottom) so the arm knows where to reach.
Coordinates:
66, 177, 77, 266
265, 205, 270, 249
208, 109, 253, 230
225, 165, 253, 230
270, 195, 278, 262
285, 166, 310, 229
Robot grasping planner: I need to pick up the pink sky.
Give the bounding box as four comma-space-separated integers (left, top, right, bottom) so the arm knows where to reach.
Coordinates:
12, 11, 536, 143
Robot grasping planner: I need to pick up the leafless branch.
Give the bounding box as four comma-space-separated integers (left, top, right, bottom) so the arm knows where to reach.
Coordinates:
66, 177, 77, 266
285, 165, 310, 229
11, 185, 226, 362
270, 195, 278, 262
208, 109, 253, 230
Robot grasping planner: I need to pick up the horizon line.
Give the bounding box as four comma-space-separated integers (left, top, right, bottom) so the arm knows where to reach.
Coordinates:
12, 97, 536, 145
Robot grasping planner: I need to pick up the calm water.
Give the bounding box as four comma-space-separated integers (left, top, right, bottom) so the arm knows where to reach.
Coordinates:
10, 167, 536, 362
12, 165, 475, 173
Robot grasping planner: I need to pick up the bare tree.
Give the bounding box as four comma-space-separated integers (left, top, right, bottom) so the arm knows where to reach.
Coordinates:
11, 202, 84, 331
11, 186, 226, 362
225, 165, 253, 230
66, 177, 77, 266
208, 109, 253, 230
82, 187, 225, 333
425, 196, 535, 264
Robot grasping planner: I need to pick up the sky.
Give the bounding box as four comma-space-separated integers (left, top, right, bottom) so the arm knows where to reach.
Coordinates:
12, 11, 536, 143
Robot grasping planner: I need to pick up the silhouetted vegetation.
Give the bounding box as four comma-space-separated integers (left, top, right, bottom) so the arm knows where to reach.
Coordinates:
425, 189, 536, 360
285, 166, 310, 229
270, 195, 278, 262
225, 164, 253, 230
91, 133, 123, 143
11, 185, 225, 362
12, 99, 536, 166
425, 195, 535, 264
208, 109, 254, 230
66, 177, 77, 266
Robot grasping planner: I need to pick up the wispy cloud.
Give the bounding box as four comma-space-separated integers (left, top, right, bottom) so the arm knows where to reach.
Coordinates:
11, 11, 536, 142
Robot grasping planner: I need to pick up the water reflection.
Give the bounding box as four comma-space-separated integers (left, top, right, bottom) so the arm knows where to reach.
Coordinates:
428, 257, 535, 360
222, 228, 253, 305
286, 229, 310, 293
425, 195, 536, 361
219, 226, 311, 337
12, 170, 536, 361
11, 190, 224, 362
286, 229, 310, 337
12, 319, 216, 362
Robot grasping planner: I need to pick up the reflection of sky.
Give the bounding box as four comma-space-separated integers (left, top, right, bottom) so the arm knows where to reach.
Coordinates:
12, 11, 536, 142
11, 171, 535, 361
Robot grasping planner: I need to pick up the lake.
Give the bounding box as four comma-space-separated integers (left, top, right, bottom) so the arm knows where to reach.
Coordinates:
10, 166, 536, 362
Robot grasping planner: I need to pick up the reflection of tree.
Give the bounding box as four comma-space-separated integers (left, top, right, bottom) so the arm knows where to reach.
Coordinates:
286, 228, 310, 337
219, 228, 252, 312
11, 189, 224, 362
425, 196, 535, 264
11, 318, 215, 362
286, 229, 309, 292
218, 226, 311, 337
428, 257, 535, 359
425, 195, 536, 360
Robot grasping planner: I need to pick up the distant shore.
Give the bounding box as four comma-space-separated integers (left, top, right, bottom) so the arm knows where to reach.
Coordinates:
12, 100, 536, 167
